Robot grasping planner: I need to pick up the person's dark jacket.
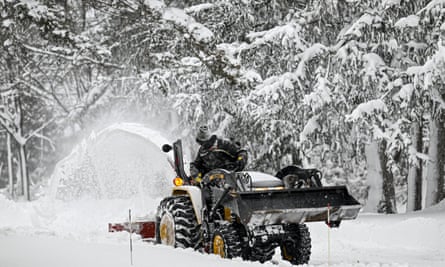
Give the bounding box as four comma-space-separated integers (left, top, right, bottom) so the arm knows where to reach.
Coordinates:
190, 135, 248, 180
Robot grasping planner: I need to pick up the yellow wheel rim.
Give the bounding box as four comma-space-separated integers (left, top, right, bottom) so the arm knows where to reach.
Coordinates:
282, 245, 293, 261
159, 213, 175, 246
213, 234, 226, 258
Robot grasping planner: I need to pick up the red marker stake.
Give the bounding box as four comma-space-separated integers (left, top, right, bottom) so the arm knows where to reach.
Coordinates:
327, 203, 331, 267
129, 209, 133, 265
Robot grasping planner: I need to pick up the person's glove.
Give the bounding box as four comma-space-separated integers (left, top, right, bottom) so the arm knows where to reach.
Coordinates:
190, 172, 202, 185
190, 164, 202, 183
236, 155, 246, 171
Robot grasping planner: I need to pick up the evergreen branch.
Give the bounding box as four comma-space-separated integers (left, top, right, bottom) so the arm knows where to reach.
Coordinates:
0, 82, 20, 93
223, 107, 236, 117
22, 44, 124, 69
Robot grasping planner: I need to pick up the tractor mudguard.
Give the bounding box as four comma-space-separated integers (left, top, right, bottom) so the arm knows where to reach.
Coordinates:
172, 185, 203, 224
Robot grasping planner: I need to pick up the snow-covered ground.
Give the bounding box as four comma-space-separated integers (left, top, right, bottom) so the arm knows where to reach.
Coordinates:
1, 123, 444, 267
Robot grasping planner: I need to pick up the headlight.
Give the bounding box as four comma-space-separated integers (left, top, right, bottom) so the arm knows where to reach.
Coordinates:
173, 177, 184, 186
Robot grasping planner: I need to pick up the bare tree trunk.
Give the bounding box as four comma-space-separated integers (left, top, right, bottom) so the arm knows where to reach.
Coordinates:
7, 132, 14, 198
64, 0, 70, 28
425, 117, 442, 208
437, 120, 445, 203
407, 121, 423, 211
15, 157, 22, 196
379, 139, 397, 213
81, 0, 87, 31
16, 97, 30, 201
19, 144, 30, 201
363, 141, 383, 213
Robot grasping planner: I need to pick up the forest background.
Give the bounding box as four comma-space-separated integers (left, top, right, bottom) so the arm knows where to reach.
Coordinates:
1, 0, 445, 214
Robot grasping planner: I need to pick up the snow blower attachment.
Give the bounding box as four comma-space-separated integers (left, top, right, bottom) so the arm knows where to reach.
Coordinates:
108, 221, 156, 239
109, 139, 361, 265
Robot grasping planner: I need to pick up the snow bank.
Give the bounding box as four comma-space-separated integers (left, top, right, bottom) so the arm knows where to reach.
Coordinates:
309, 209, 445, 267
2, 199, 444, 266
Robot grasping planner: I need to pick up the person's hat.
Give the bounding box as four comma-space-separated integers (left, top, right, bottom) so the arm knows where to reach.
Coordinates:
196, 125, 211, 143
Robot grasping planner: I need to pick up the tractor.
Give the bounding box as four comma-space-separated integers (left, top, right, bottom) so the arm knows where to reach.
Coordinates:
154, 139, 361, 264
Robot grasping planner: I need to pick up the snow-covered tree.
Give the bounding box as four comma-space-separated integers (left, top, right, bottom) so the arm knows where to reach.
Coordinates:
1, 0, 445, 210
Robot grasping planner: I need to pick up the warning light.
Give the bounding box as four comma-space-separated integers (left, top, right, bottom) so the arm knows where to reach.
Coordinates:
173, 177, 184, 186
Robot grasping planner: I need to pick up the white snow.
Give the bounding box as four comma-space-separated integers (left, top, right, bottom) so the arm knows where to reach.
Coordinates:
18, 0, 48, 20
2, 19, 14, 28
363, 142, 383, 213
1, 123, 445, 267
417, 0, 445, 14
248, 72, 296, 102
143, 0, 166, 11
162, 8, 214, 43
240, 69, 263, 85
342, 13, 382, 38
346, 99, 388, 122
362, 53, 386, 76
184, 3, 215, 14
394, 15, 420, 28
299, 115, 320, 145
303, 77, 332, 112
244, 23, 306, 51
392, 83, 414, 105
296, 43, 327, 79
181, 57, 203, 67
382, 0, 401, 9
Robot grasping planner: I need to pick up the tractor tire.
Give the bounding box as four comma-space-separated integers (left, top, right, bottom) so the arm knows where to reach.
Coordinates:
248, 243, 276, 263
155, 195, 199, 248
211, 222, 243, 259
280, 224, 311, 265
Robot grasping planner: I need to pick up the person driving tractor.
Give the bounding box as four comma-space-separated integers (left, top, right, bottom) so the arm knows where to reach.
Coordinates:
190, 125, 248, 184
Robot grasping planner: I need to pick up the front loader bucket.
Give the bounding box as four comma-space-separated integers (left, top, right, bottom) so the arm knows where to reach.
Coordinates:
232, 186, 361, 226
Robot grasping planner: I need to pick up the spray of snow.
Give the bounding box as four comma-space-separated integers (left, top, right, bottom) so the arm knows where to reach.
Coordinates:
0, 123, 175, 240
49, 123, 174, 201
